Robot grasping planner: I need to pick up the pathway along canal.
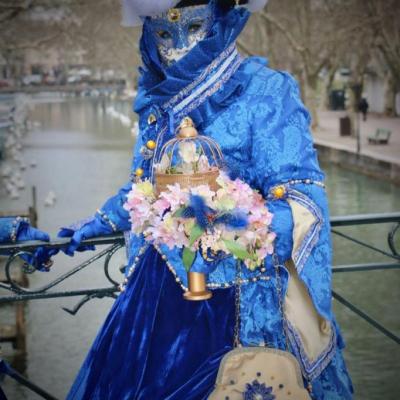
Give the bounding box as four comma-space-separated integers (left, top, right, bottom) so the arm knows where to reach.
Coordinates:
0, 98, 399, 399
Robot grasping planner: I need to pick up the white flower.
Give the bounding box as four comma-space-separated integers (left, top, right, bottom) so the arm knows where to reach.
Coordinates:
178, 141, 199, 164
155, 153, 170, 173
181, 162, 194, 174
198, 154, 210, 172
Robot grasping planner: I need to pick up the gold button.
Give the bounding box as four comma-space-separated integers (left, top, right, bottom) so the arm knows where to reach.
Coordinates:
146, 140, 156, 150
272, 186, 286, 199
135, 168, 144, 177
168, 8, 181, 22
147, 114, 157, 125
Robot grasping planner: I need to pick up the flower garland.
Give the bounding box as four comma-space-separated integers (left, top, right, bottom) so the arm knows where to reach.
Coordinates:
124, 172, 275, 271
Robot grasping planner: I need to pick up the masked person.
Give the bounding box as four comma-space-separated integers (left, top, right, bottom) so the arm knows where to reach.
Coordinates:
41, 1, 353, 398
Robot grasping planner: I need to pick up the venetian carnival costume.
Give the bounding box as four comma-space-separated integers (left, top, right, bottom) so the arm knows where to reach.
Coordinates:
43, 1, 354, 399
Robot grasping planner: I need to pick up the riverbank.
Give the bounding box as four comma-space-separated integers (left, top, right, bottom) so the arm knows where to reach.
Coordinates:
313, 111, 400, 185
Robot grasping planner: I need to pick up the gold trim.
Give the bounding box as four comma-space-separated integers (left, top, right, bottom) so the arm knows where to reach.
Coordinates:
168, 8, 181, 23
177, 117, 198, 138
147, 113, 157, 125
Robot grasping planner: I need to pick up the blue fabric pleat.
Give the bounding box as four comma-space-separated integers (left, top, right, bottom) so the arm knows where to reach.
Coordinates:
66, 247, 235, 400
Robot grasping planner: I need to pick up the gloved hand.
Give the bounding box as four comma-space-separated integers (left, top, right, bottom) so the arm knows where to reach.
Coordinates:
32, 215, 114, 270
15, 222, 52, 272
59, 214, 117, 256
16, 224, 50, 243
34, 180, 132, 268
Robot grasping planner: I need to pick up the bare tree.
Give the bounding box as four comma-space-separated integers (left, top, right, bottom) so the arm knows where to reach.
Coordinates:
1, 0, 398, 118
65, 0, 141, 88
238, 0, 382, 128
366, 0, 400, 116
0, 0, 141, 87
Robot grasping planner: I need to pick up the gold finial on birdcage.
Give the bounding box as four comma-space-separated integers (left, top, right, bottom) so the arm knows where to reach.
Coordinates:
178, 117, 198, 139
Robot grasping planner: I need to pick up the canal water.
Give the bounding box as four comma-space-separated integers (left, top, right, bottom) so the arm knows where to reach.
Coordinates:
0, 98, 399, 399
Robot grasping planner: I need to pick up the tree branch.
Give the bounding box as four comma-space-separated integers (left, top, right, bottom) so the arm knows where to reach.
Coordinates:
259, 11, 306, 54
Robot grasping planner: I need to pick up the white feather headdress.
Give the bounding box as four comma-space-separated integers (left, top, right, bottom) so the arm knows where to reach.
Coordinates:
245, 0, 269, 12
121, 0, 269, 27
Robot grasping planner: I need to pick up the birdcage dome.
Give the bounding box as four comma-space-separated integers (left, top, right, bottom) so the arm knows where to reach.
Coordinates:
154, 117, 224, 194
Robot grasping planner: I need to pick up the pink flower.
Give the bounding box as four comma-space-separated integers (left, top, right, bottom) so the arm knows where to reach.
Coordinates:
159, 183, 188, 211
153, 198, 170, 216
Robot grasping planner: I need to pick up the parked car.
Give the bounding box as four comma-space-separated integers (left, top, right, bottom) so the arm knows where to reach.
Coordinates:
22, 74, 42, 86
0, 80, 11, 88
44, 75, 57, 85
67, 75, 82, 84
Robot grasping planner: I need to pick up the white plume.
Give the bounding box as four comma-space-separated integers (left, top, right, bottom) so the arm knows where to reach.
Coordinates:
122, 0, 180, 26
245, 0, 269, 12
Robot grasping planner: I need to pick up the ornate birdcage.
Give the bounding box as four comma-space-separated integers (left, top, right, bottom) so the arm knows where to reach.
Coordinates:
154, 117, 224, 194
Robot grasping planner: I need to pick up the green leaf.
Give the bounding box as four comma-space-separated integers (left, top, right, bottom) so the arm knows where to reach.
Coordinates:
173, 207, 185, 218
189, 224, 205, 247
182, 247, 196, 272
223, 239, 252, 261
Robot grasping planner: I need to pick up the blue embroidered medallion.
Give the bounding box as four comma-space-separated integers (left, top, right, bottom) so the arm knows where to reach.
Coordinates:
243, 380, 276, 400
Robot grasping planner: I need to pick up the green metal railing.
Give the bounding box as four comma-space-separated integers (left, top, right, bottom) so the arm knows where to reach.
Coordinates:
329, 212, 400, 346
0, 212, 399, 399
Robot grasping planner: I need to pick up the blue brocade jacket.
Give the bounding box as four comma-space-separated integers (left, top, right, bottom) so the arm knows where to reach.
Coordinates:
74, 7, 343, 382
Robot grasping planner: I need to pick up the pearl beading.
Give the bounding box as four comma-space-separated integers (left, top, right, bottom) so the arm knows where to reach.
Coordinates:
96, 209, 117, 233
10, 216, 29, 242
118, 244, 149, 293
118, 243, 272, 294
279, 179, 325, 190
287, 179, 325, 188
268, 179, 325, 200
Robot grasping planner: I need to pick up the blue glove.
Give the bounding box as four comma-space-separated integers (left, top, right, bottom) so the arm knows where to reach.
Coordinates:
32, 215, 113, 270
58, 215, 114, 257
16, 224, 50, 243
34, 180, 132, 266
15, 222, 52, 272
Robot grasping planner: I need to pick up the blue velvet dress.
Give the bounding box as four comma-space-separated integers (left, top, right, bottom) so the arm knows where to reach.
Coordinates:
67, 7, 353, 400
